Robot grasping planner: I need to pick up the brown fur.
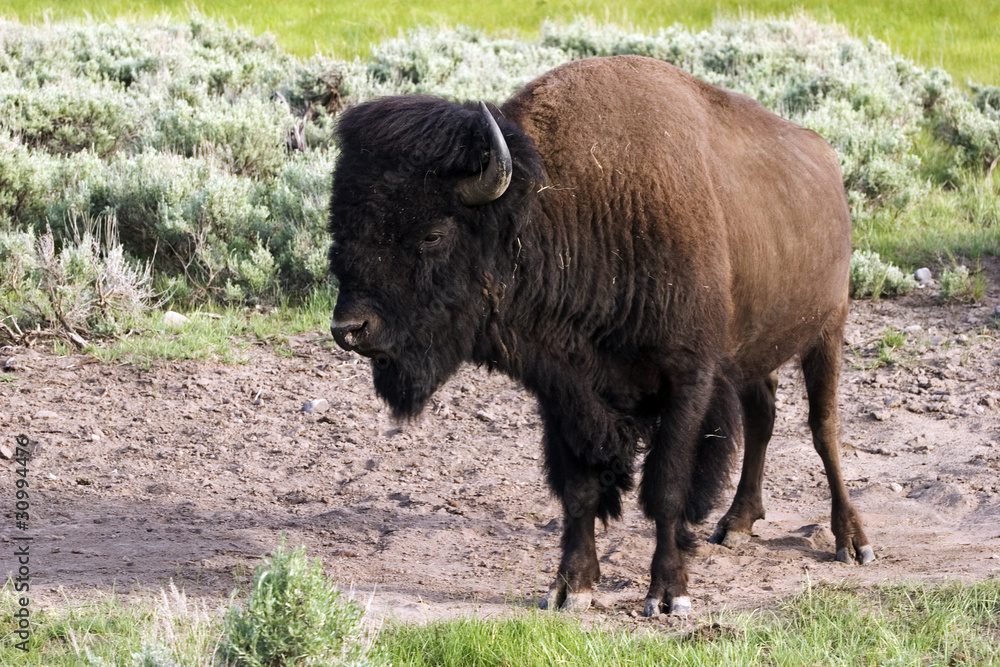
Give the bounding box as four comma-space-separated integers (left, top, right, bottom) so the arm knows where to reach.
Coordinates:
328, 55, 871, 616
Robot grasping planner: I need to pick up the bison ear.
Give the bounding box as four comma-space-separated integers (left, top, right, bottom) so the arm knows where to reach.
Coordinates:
456, 101, 513, 206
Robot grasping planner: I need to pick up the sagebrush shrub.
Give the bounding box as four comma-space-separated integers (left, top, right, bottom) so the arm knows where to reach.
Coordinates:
1, 13, 998, 335
849, 249, 918, 299
938, 263, 984, 302
0, 213, 155, 342
218, 540, 372, 667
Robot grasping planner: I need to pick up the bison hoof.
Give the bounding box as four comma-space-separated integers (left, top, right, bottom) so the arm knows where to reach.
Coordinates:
643, 596, 692, 617
669, 596, 692, 616
561, 591, 593, 612
540, 588, 591, 612
643, 597, 662, 618
708, 525, 751, 548
836, 544, 876, 565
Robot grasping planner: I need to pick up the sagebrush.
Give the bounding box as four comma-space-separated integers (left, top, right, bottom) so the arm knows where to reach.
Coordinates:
1, 15, 999, 341
218, 540, 373, 667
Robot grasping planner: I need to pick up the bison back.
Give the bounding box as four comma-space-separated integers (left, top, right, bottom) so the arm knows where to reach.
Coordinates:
502, 55, 851, 376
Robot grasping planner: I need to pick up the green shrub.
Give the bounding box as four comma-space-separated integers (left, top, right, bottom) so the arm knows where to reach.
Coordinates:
0, 212, 155, 343
218, 540, 372, 667
940, 264, 971, 299
0, 77, 145, 158
0, 18, 325, 304
938, 262, 986, 302
1, 13, 999, 335
849, 249, 918, 299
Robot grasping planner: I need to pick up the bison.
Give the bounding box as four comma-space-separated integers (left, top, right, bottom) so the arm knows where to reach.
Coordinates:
328, 55, 873, 617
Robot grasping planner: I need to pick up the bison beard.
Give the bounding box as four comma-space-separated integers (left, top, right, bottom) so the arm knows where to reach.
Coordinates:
371, 349, 462, 421
328, 55, 873, 617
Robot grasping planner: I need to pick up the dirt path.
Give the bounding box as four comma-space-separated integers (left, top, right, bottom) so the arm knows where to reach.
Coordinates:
2, 287, 999, 624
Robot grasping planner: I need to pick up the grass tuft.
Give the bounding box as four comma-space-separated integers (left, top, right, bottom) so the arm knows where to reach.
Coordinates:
939, 261, 988, 302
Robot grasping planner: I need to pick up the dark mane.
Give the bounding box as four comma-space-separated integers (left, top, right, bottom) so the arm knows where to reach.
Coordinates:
335, 96, 545, 188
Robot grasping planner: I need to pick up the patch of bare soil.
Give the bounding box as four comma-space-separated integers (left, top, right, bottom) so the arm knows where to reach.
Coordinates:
2, 285, 999, 625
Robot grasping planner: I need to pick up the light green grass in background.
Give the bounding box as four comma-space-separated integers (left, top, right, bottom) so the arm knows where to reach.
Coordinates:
2, 0, 998, 84
1, 12, 998, 350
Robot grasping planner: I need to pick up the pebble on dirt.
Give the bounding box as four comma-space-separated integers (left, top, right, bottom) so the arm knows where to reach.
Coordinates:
914, 267, 933, 286
302, 398, 330, 414
33, 409, 60, 419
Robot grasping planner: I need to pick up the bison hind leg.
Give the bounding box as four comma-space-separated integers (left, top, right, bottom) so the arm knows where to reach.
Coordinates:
684, 370, 742, 528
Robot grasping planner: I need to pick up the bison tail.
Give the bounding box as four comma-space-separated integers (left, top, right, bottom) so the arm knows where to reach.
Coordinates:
684, 370, 741, 528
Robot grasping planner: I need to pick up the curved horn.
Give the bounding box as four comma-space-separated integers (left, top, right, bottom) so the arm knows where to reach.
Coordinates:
457, 101, 512, 206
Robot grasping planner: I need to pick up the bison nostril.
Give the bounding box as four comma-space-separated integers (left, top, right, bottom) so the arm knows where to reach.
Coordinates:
373, 355, 390, 369
331, 319, 368, 351
331, 320, 364, 336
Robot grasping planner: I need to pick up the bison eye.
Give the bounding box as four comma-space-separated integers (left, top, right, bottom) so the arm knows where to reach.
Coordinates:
420, 232, 444, 249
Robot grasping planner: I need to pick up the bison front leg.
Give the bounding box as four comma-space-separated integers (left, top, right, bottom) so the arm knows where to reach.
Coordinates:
537, 411, 634, 611
641, 367, 738, 616
541, 468, 602, 612
534, 381, 636, 612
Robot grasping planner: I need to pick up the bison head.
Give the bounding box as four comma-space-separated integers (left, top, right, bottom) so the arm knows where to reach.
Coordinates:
328, 96, 540, 419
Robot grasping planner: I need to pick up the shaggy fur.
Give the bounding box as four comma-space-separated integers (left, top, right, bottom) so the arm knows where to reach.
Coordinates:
328, 55, 871, 615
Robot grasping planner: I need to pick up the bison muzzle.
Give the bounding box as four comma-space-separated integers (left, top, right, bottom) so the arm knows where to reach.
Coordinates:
327, 55, 873, 616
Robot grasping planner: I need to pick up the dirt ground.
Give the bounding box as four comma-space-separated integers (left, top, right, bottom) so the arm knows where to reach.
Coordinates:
2, 277, 1000, 626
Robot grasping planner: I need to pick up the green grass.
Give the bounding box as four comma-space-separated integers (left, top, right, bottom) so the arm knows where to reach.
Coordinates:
860, 167, 1000, 264
1, 0, 998, 84
4, 577, 999, 666
877, 327, 909, 367
1, 583, 224, 666
85, 288, 336, 369
379, 580, 1000, 666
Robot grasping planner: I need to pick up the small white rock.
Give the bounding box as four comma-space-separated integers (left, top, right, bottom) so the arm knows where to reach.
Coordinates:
903, 325, 922, 333
914, 267, 932, 285
33, 410, 59, 419
302, 398, 330, 414
889, 482, 903, 493
475, 410, 496, 422
164, 311, 190, 329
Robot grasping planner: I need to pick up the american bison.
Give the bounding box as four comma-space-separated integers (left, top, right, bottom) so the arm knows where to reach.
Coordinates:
328, 55, 873, 616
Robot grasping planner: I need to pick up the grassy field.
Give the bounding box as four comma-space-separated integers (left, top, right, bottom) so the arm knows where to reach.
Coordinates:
4, 548, 1000, 666
1, 0, 998, 84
